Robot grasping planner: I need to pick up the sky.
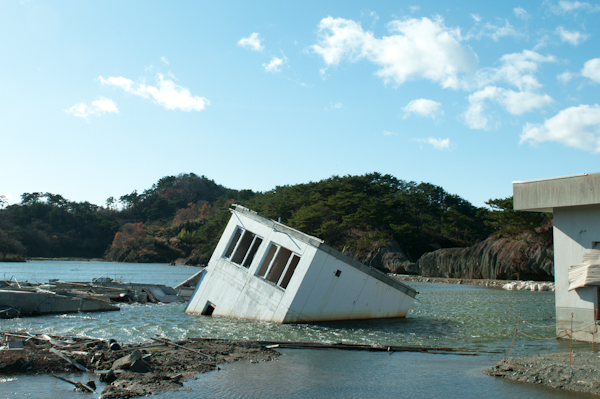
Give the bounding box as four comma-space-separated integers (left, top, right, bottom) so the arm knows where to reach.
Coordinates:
2, 0, 600, 209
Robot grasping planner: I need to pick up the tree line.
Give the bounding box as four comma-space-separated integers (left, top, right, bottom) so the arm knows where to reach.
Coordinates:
0, 173, 549, 264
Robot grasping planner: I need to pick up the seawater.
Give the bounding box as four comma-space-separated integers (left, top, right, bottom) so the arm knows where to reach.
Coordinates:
0, 261, 595, 398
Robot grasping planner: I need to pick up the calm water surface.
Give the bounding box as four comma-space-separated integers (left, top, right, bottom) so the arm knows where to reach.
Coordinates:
0, 261, 593, 398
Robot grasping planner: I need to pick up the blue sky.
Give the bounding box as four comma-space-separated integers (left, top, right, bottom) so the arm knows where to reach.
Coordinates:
2, 0, 600, 208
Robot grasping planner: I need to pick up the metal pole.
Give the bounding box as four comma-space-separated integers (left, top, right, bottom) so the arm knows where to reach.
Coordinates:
570, 312, 573, 367
509, 313, 521, 358
594, 309, 598, 352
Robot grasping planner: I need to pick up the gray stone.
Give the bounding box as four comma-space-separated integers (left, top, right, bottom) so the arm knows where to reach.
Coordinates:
112, 349, 142, 370
347, 239, 419, 274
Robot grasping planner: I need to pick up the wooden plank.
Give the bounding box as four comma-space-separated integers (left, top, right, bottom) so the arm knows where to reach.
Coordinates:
49, 347, 90, 372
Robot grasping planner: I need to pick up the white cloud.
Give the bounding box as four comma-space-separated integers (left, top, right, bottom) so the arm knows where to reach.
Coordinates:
99, 74, 209, 111
92, 97, 118, 113
462, 50, 555, 129
65, 97, 118, 120
520, 104, 600, 152
467, 20, 520, 41
582, 58, 600, 83
464, 94, 490, 130
470, 50, 556, 91
557, 70, 574, 83
416, 137, 451, 150
161, 56, 169, 65
263, 56, 285, 73
514, 7, 530, 20
402, 98, 443, 119
465, 86, 553, 129
409, 6, 420, 13
332, 102, 343, 109
471, 14, 482, 23
311, 16, 478, 89
555, 0, 600, 13
556, 26, 589, 46
367, 10, 379, 23
238, 32, 264, 52
533, 35, 549, 51
383, 131, 397, 136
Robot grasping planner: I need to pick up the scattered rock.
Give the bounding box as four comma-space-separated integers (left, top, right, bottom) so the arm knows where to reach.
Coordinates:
100, 370, 117, 384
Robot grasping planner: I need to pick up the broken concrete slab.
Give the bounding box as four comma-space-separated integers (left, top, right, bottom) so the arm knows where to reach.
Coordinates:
0, 290, 119, 317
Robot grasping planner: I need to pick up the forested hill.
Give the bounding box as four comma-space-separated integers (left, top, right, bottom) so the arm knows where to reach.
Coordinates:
0, 172, 548, 266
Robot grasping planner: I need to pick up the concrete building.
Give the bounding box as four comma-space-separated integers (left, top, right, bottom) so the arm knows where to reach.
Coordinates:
513, 172, 600, 341
185, 205, 418, 323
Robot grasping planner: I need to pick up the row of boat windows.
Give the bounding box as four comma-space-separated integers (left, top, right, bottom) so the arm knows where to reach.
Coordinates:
223, 227, 300, 290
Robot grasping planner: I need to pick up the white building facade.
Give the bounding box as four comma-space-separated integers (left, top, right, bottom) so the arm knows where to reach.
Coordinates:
514, 173, 600, 341
186, 205, 417, 323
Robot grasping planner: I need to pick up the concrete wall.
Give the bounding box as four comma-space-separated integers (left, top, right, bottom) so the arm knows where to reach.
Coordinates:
553, 205, 600, 341
514, 173, 600, 212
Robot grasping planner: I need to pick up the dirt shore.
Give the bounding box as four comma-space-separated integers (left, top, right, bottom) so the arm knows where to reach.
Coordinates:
0, 333, 279, 398
485, 352, 600, 395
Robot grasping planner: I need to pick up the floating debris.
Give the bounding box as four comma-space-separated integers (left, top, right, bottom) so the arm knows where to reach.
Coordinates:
0, 279, 186, 319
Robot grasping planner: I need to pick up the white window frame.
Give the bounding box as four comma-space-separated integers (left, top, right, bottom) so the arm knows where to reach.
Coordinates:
223, 227, 263, 269
257, 243, 300, 289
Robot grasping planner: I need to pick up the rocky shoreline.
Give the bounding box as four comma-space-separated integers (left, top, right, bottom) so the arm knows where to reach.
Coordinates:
485, 352, 600, 395
390, 274, 523, 288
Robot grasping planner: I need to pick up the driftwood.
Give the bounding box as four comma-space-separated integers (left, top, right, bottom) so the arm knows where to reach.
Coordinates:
188, 338, 501, 355
150, 337, 214, 360
49, 347, 90, 372
52, 375, 95, 393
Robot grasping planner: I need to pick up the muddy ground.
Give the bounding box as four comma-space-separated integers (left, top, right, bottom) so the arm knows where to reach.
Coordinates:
0, 333, 279, 398
485, 351, 600, 395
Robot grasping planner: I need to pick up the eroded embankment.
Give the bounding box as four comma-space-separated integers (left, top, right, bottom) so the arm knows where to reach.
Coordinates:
485, 352, 600, 395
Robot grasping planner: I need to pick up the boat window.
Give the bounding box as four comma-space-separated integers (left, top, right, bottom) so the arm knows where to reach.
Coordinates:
257, 243, 300, 289
224, 227, 263, 268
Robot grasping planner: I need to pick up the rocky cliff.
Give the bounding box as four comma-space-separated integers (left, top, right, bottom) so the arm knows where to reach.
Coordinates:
416, 235, 553, 280
346, 240, 420, 274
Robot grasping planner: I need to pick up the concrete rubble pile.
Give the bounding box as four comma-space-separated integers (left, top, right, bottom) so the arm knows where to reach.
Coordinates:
0, 331, 278, 398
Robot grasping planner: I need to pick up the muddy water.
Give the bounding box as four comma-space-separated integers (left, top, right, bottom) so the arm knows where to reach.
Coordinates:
0, 261, 594, 398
